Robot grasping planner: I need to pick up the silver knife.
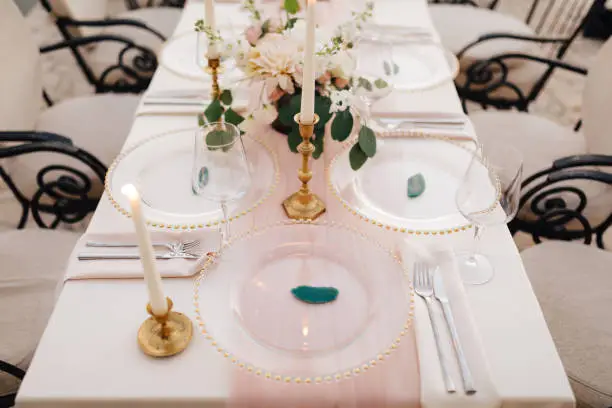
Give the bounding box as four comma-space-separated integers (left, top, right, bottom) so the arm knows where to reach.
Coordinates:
77, 253, 198, 260
434, 270, 477, 395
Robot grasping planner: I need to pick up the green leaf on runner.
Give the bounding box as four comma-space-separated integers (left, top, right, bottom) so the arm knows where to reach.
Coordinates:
287, 126, 302, 153
349, 143, 368, 170
331, 110, 354, 141
224, 108, 244, 127
374, 78, 389, 89
204, 99, 224, 123
357, 77, 373, 92
220, 89, 233, 105
284, 0, 299, 14
358, 126, 376, 157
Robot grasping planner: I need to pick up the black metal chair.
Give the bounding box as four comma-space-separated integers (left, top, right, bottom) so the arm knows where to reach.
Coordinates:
124, 0, 186, 9
39, 0, 181, 94
429, 0, 594, 111
0, 133, 106, 408
512, 155, 612, 408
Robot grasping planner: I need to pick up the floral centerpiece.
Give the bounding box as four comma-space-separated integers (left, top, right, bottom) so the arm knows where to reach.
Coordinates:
195, 0, 377, 170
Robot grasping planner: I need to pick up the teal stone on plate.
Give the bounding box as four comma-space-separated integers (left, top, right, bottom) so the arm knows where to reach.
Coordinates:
198, 166, 209, 188
291, 286, 339, 304
407, 173, 426, 198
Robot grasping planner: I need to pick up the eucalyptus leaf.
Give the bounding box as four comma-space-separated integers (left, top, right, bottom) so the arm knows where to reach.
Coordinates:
374, 78, 389, 89
261, 19, 270, 35
358, 126, 376, 158
206, 129, 233, 151
220, 89, 233, 105
331, 110, 354, 141
278, 94, 301, 126
314, 94, 332, 127
393, 62, 400, 75
358, 77, 373, 92
287, 126, 302, 153
224, 108, 244, 127
197, 113, 206, 127
349, 143, 368, 170
285, 17, 298, 30
311, 128, 324, 159
284, 0, 299, 14
204, 99, 224, 123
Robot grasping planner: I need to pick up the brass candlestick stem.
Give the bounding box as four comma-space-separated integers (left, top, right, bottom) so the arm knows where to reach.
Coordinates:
282, 113, 326, 220
138, 297, 193, 358
207, 58, 221, 100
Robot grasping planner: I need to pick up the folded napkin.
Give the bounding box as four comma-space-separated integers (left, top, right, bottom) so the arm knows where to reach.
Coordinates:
64, 232, 217, 281
400, 241, 500, 408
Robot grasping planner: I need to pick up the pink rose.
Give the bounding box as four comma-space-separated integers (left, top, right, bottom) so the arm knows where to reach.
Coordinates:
268, 87, 285, 102
317, 71, 332, 85
245, 25, 262, 46
334, 77, 350, 89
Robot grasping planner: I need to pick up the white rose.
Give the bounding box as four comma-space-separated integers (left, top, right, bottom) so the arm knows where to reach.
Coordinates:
252, 105, 277, 125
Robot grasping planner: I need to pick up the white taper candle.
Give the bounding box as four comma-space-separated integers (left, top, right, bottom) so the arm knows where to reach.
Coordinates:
122, 184, 168, 316
300, 0, 316, 124
205, 0, 220, 58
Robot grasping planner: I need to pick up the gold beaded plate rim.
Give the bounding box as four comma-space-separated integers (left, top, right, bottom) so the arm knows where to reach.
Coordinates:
105, 127, 280, 231
326, 130, 501, 236
193, 219, 416, 384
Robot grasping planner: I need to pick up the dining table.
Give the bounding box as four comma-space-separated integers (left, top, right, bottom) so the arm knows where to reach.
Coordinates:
16, 0, 575, 407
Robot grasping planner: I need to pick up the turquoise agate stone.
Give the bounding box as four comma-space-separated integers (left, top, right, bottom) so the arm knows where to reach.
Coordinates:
291, 286, 339, 304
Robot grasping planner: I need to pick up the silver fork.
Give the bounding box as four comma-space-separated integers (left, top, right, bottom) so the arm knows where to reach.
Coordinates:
414, 262, 457, 393
77, 250, 201, 261
86, 239, 201, 254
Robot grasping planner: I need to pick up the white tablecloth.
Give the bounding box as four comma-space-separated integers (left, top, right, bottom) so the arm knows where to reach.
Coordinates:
16, 1, 574, 407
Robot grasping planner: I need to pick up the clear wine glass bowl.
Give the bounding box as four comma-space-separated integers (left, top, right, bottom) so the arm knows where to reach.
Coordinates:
350, 38, 395, 112
455, 143, 523, 285
192, 122, 251, 248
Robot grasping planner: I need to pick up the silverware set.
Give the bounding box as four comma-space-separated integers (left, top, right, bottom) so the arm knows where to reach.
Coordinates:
78, 239, 203, 261
414, 262, 476, 395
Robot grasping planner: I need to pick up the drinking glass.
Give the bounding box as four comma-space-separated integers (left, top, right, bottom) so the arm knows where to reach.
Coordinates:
196, 24, 238, 85
350, 38, 395, 123
192, 122, 251, 250
455, 143, 523, 285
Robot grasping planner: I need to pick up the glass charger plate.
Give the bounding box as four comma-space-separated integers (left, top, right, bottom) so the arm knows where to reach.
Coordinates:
327, 133, 491, 235
194, 221, 415, 382
159, 31, 242, 82
106, 127, 279, 230
391, 42, 459, 92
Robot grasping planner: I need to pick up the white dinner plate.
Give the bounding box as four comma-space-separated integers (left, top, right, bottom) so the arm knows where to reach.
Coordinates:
392, 42, 459, 92
328, 133, 491, 234
194, 221, 415, 382
106, 127, 279, 230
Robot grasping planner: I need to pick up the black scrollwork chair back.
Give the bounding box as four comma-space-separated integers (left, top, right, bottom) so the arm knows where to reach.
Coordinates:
38, 0, 175, 94
506, 38, 612, 249
433, 0, 595, 111
124, 0, 186, 9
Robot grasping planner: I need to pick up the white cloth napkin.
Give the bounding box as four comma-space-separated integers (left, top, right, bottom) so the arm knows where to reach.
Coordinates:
400, 241, 501, 407
64, 232, 217, 280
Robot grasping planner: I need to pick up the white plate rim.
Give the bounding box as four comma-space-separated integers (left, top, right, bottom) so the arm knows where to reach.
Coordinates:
193, 219, 415, 383
105, 127, 280, 230
326, 131, 499, 236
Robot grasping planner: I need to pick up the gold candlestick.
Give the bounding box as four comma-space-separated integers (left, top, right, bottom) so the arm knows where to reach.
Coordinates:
138, 297, 193, 358
206, 58, 221, 100
282, 113, 326, 220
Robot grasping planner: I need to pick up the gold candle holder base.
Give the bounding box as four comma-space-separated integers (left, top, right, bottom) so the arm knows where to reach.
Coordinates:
282, 113, 326, 221
137, 298, 193, 358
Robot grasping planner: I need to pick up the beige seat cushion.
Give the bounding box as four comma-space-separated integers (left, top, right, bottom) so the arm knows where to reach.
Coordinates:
469, 111, 587, 177
3, 94, 140, 202
89, 7, 182, 82
428, 4, 537, 70
522, 241, 612, 408
0, 229, 80, 396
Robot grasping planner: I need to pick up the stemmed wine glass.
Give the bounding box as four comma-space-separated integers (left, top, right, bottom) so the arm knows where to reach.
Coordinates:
192, 122, 251, 251
455, 142, 523, 285
350, 37, 395, 125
